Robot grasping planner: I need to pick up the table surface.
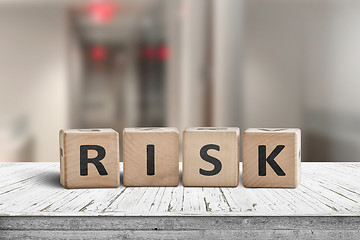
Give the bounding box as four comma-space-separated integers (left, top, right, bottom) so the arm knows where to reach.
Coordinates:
0, 162, 359, 217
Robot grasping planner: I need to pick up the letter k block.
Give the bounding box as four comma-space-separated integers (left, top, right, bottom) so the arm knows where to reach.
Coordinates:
59, 129, 120, 189
242, 128, 301, 188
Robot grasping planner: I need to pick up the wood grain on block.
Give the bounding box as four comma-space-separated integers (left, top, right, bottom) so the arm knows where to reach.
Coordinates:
242, 128, 301, 188
59, 129, 120, 189
123, 127, 179, 187
182, 127, 240, 187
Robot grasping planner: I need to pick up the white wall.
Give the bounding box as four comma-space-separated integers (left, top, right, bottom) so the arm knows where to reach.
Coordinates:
243, 0, 360, 161
167, 0, 209, 131
212, 0, 243, 127
0, 3, 69, 162
304, 0, 360, 161
243, 0, 305, 129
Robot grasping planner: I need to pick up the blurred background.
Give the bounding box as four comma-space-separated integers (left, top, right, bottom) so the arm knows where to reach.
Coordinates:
1, 0, 360, 162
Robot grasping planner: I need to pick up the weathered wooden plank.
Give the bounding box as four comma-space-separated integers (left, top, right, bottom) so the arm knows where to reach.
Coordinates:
0, 163, 360, 216
154, 186, 184, 213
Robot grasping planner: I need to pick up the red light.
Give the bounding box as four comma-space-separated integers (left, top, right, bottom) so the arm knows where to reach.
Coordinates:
157, 46, 169, 60
90, 46, 107, 62
87, 1, 117, 23
142, 47, 155, 60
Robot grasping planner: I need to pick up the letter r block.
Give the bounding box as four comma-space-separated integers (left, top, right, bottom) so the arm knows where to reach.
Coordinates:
59, 129, 120, 189
182, 128, 240, 187
242, 128, 301, 188
123, 128, 179, 187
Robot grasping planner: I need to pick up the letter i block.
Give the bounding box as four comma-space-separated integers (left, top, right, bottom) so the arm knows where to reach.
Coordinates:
123, 128, 179, 187
183, 128, 240, 187
242, 128, 301, 188
59, 129, 120, 189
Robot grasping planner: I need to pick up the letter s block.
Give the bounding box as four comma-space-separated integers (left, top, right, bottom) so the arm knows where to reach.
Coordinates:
242, 128, 301, 188
123, 128, 179, 187
183, 128, 240, 187
59, 129, 120, 189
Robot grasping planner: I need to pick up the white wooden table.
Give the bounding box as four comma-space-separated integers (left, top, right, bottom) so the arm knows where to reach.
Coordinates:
0, 162, 359, 239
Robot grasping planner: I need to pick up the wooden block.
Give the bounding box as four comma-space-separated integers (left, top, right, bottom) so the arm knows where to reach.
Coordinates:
123, 127, 179, 187
242, 128, 301, 188
182, 127, 240, 187
59, 129, 120, 189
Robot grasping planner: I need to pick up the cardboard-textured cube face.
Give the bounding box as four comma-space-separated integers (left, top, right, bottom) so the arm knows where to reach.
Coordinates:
182, 127, 240, 187
242, 128, 301, 188
123, 127, 179, 187
59, 129, 120, 189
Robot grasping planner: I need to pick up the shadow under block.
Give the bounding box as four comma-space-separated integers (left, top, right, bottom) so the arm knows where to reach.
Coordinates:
123, 128, 179, 187
242, 128, 301, 188
182, 127, 240, 187
59, 129, 120, 189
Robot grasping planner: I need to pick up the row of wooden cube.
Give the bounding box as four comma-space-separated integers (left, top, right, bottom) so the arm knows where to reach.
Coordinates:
59, 127, 301, 189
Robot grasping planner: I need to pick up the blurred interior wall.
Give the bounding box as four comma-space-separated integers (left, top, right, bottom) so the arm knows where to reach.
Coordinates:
166, 0, 209, 131
243, 0, 360, 161
0, 3, 70, 162
212, 0, 243, 127
242, 0, 304, 128
1, 0, 360, 162
306, 0, 360, 162
166, 0, 244, 131
68, 17, 84, 129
